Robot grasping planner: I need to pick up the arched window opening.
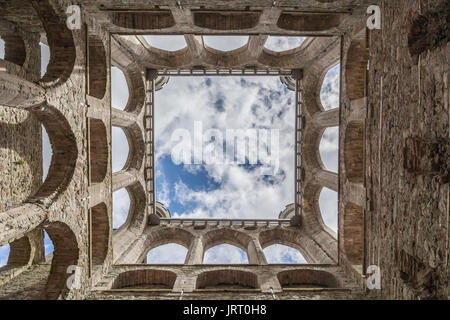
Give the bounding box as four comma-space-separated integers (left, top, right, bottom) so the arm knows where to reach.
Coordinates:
203, 36, 249, 52
0, 36, 5, 59
320, 63, 340, 110
264, 36, 306, 52
0, 244, 10, 268
42, 125, 52, 182
146, 243, 188, 264
111, 67, 129, 110
319, 187, 338, 234
319, 126, 339, 173
204, 244, 248, 264
40, 42, 50, 78
113, 188, 130, 230
112, 126, 129, 173
143, 35, 187, 51
264, 244, 307, 264
43, 230, 54, 261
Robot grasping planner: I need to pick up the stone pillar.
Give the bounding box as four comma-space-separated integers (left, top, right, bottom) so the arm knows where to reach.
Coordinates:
314, 169, 338, 192
112, 170, 138, 191
0, 72, 45, 108
247, 238, 267, 265
185, 236, 204, 265
312, 108, 339, 128
0, 204, 46, 246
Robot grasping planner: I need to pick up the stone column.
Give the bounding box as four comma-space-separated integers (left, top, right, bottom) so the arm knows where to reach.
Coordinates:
0, 204, 46, 246
314, 169, 338, 192
185, 236, 204, 265
247, 238, 267, 265
112, 170, 138, 191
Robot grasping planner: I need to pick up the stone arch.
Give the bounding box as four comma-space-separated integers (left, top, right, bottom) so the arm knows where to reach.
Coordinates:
31, 0, 76, 86
344, 121, 364, 184
277, 269, 340, 288
202, 228, 252, 255
345, 36, 369, 101
196, 270, 258, 289
122, 123, 145, 171
343, 203, 364, 265
43, 222, 79, 300
5, 229, 45, 268
87, 35, 107, 100
112, 269, 177, 289
259, 228, 316, 263
89, 119, 109, 184
277, 13, 342, 31
30, 103, 77, 203
122, 66, 145, 115
193, 11, 260, 30
138, 228, 194, 264
110, 11, 175, 30
91, 202, 110, 266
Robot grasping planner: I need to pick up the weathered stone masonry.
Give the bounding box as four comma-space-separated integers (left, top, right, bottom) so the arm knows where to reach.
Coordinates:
0, 0, 448, 300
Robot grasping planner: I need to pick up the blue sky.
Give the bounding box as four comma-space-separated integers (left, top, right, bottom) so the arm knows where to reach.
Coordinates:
0, 36, 339, 267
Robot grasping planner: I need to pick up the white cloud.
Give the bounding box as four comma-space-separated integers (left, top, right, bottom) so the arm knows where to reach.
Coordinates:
42, 125, 51, 181
320, 64, 340, 111
264, 244, 307, 264
264, 36, 306, 52
113, 188, 130, 229
0, 37, 4, 59
204, 244, 248, 264
144, 35, 187, 51
146, 243, 187, 264
203, 36, 249, 51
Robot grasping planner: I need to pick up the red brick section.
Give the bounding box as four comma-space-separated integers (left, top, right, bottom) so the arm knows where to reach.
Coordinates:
88, 35, 107, 100
111, 12, 175, 30
344, 121, 365, 184
277, 13, 342, 32
89, 119, 108, 184
112, 269, 177, 289
278, 269, 341, 288
193, 11, 260, 30
343, 203, 364, 264
91, 202, 109, 265
196, 270, 258, 289
2, 34, 26, 66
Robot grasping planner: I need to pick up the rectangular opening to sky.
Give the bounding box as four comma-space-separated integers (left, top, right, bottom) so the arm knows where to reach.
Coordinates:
154, 76, 295, 219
